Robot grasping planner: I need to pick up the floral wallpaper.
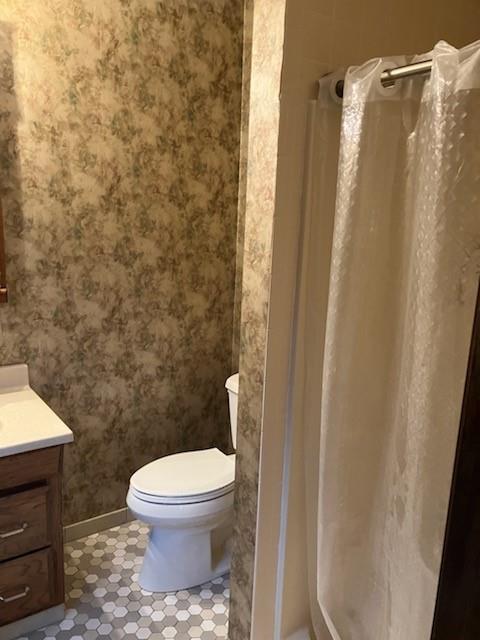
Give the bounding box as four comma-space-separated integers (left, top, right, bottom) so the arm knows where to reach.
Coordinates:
231, 0, 253, 369
0, 0, 243, 525
228, 0, 286, 638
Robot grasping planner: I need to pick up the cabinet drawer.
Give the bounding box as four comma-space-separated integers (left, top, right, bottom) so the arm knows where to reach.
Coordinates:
0, 548, 55, 625
0, 486, 49, 562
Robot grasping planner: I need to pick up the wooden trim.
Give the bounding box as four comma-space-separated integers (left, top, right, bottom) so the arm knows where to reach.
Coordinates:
0, 199, 7, 303
48, 446, 64, 604
431, 280, 480, 639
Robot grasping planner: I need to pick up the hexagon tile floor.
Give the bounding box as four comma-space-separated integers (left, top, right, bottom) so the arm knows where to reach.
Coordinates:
19, 520, 229, 640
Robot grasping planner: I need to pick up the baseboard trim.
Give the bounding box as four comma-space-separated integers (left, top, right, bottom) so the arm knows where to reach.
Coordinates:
286, 628, 312, 640
64, 507, 134, 542
0, 604, 64, 640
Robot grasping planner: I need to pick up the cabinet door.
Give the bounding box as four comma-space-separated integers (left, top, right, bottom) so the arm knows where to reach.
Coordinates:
0, 548, 55, 625
0, 486, 50, 562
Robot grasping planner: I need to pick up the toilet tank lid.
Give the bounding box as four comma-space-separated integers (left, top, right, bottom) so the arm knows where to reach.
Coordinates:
225, 373, 239, 394
130, 448, 235, 498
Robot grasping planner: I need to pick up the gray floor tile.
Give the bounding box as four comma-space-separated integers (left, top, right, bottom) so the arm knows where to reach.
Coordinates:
18, 521, 229, 639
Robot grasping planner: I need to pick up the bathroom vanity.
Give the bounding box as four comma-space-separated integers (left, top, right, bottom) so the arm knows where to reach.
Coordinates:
0, 364, 73, 639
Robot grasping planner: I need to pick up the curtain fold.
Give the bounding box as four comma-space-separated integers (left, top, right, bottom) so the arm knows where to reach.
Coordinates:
302, 41, 480, 640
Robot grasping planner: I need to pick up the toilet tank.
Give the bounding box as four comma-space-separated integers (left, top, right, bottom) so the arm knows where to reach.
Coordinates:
225, 373, 239, 449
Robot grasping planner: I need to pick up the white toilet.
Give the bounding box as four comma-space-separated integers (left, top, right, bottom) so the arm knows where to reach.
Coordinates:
127, 372, 239, 592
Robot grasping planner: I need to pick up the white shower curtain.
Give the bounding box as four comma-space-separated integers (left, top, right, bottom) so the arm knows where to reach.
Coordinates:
300, 41, 480, 640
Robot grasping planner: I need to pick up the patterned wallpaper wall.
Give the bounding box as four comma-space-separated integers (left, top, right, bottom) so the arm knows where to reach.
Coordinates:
228, 0, 286, 637
231, 0, 253, 369
0, 0, 243, 525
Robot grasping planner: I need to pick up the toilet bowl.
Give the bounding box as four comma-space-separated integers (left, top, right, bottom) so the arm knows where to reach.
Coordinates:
127, 373, 239, 592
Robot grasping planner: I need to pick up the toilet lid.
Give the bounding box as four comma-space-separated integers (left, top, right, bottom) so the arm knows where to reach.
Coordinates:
130, 448, 235, 499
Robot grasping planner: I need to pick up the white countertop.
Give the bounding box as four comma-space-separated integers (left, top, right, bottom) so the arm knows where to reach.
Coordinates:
0, 364, 73, 458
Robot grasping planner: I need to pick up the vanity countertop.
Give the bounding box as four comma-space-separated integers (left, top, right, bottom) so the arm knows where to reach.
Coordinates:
0, 363, 73, 458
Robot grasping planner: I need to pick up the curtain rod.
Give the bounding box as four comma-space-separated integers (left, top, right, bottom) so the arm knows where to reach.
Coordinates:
335, 59, 433, 98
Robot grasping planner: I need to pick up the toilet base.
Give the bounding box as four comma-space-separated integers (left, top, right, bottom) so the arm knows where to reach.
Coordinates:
139, 521, 232, 592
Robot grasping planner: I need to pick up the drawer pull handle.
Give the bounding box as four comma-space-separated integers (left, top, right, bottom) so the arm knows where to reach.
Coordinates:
0, 586, 30, 603
0, 522, 29, 539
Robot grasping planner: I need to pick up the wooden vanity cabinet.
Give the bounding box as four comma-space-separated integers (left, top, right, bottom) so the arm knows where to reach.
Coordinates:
0, 446, 65, 626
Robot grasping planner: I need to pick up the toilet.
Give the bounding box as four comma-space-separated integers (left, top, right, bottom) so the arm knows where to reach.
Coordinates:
126, 373, 239, 592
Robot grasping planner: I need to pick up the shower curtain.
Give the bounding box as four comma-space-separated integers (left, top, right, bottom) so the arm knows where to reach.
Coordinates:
300, 41, 480, 640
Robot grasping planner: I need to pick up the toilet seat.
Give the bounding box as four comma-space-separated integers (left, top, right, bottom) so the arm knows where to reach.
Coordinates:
127, 484, 234, 527
130, 483, 234, 505
129, 448, 235, 505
